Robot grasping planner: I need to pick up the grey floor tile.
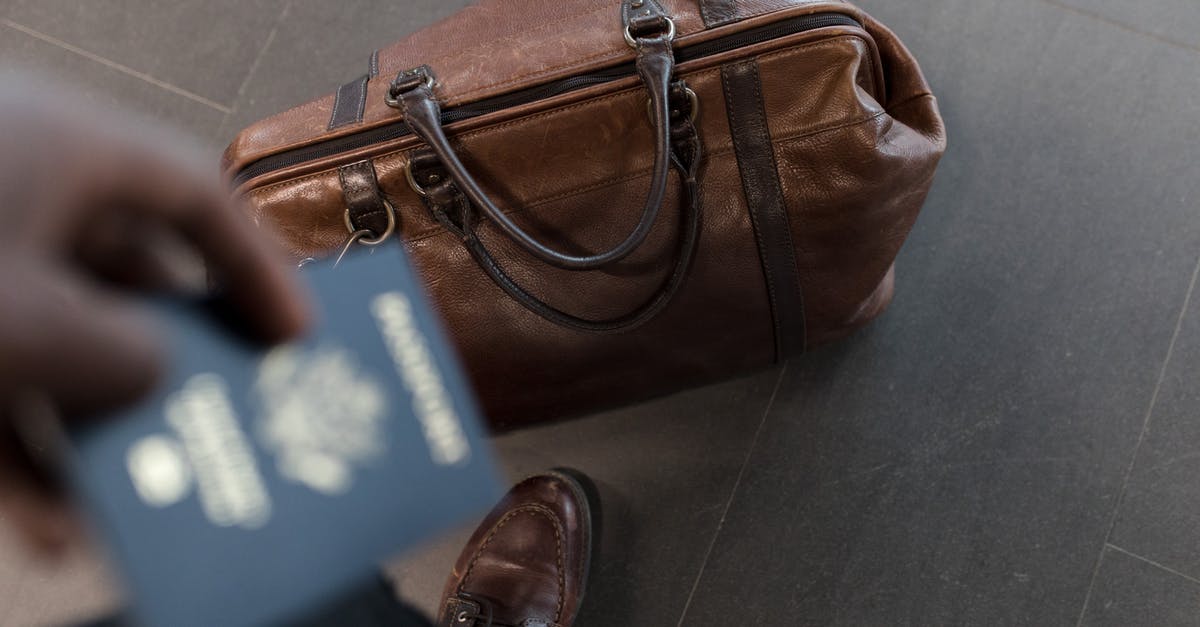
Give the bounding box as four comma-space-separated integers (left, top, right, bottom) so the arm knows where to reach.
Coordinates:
1047, 0, 1200, 52
385, 369, 783, 626
214, 0, 473, 146
1, 0, 286, 107
1079, 545, 1200, 627
1109, 263, 1200, 580
682, 0, 1200, 624
0, 20, 227, 154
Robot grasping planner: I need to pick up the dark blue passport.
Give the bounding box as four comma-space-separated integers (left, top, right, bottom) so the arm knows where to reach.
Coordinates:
65, 244, 502, 627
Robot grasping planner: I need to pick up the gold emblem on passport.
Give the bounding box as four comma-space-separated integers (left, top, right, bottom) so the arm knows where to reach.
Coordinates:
255, 345, 387, 496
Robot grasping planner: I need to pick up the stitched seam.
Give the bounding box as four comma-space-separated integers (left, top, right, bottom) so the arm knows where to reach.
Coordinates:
242, 34, 867, 180
355, 76, 368, 122
774, 108, 889, 151
247, 66, 723, 197
392, 112, 888, 245
752, 35, 878, 104
327, 81, 345, 131
458, 504, 566, 623
246, 106, 886, 205
456, 33, 873, 105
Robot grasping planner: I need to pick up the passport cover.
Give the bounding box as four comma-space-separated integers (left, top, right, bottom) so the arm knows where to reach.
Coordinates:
65, 243, 502, 627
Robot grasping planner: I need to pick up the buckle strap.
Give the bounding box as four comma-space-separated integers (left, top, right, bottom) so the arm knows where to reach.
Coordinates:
444, 594, 492, 627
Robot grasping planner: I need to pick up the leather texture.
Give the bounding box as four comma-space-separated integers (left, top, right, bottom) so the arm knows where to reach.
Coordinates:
337, 160, 391, 237
437, 471, 594, 627
699, 0, 740, 27
722, 59, 806, 360
328, 74, 370, 130
407, 83, 703, 333
220, 0, 854, 176
387, 31, 678, 272
224, 0, 946, 429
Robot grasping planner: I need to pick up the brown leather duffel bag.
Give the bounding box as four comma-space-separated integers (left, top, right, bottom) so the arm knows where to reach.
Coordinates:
223, 0, 945, 429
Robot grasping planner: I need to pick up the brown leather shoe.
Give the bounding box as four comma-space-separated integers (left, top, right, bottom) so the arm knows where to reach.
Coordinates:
437, 469, 596, 627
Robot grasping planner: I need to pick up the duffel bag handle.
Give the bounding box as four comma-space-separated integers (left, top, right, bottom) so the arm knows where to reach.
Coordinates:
409, 125, 702, 332
385, 16, 679, 272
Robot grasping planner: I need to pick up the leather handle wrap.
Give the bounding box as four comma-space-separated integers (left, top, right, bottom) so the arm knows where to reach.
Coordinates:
388, 31, 679, 272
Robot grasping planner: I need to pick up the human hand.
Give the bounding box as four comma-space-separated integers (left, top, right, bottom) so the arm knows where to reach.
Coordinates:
0, 84, 311, 554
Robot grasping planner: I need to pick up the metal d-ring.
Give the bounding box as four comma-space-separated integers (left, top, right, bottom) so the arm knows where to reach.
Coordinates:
342, 198, 397, 246
624, 16, 675, 48
385, 66, 437, 108
405, 159, 452, 199
646, 85, 699, 124
405, 161, 430, 197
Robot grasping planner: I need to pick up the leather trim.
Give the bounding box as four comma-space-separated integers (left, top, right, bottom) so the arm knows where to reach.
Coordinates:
699, 0, 740, 27
328, 74, 370, 130
369, 50, 380, 78
390, 38, 679, 272
621, 0, 671, 33
224, 2, 866, 177
337, 160, 391, 236
721, 59, 806, 359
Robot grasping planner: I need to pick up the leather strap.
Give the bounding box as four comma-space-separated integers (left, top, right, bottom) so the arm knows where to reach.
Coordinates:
621, 0, 671, 34
328, 74, 370, 130
698, 0, 739, 27
338, 160, 392, 237
386, 19, 678, 271
721, 60, 807, 358
409, 82, 702, 333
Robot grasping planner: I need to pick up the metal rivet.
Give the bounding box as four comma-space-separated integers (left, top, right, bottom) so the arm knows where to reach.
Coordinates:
631, 0, 643, 6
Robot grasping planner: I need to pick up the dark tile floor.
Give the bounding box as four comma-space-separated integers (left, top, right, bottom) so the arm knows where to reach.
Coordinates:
1, 1, 1199, 625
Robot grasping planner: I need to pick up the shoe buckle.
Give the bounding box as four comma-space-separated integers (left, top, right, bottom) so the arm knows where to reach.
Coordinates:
451, 592, 494, 627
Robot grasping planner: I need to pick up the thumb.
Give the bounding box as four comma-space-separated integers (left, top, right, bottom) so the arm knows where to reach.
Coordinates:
0, 263, 165, 418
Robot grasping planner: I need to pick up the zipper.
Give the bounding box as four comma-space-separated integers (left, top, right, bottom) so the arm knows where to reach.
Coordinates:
233, 12, 862, 187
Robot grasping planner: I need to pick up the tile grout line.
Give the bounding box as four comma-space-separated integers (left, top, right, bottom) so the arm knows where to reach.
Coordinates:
1105, 543, 1200, 587
0, 18, 231, 113
216, 0, 293, 137
675, 362, 790, 627
1037, 0, 1200, 55
1074, 251, 1200, 627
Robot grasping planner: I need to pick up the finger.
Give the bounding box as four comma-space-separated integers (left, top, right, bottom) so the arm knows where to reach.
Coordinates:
19, 106, 312, 345
0, 263, 165, 416
0, 415, 79, 557
173, 190, 314, 344
89, 150, 311, 344
73, 215, 206, 294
